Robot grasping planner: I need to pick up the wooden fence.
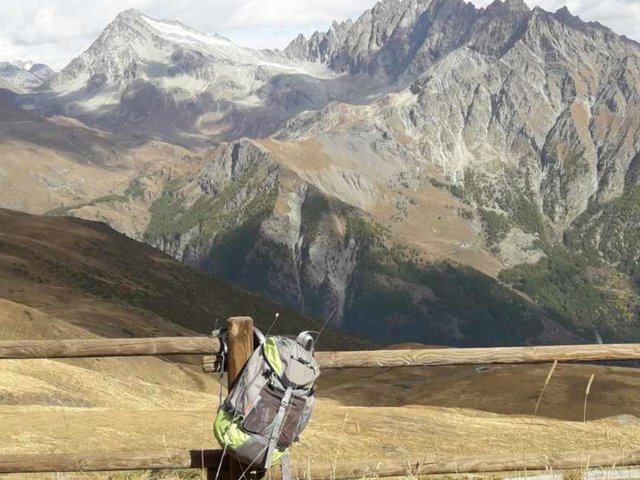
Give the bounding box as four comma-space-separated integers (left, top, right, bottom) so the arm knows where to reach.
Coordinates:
2, 448, 640, 477
4, 336, 640, 367
1, 316, 640, 479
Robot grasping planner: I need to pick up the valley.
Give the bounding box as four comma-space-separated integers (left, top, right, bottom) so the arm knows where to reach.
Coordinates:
1, 0, 639, 348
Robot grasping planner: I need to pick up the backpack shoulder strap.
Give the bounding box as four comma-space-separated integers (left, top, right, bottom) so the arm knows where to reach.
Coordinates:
264, 387, 293, 469
280, 452, 292, 480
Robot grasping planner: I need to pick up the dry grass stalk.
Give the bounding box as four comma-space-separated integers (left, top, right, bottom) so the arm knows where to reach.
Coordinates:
534, 361, 558, 416
563, 469, 584, 480
583, 374, 595, 423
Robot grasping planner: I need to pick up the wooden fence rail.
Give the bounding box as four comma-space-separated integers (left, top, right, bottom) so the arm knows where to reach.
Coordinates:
2, 448, 640, 477
0, 450, 222, 474
315, 343, 640, 368
0, 337, 220, 359
313, 449, 640, 479
3, 337, 640, 367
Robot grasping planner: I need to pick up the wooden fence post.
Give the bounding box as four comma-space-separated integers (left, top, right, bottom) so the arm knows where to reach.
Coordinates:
208, 317, 254, 480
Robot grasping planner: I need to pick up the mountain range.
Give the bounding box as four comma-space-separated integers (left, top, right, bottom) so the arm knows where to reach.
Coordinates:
1, 0, 639, 346
0, 60, 54, 91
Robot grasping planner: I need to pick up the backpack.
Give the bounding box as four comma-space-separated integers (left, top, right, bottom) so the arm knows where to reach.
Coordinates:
214, 330, 320, 479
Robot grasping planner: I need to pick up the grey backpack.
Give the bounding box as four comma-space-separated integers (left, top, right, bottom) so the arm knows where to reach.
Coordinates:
214, 330, 320, 478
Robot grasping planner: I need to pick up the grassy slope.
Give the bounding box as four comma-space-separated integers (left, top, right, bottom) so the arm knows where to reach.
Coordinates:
342, 216, 560, 346
0, 208, 368, 350
500, 187, 640, 343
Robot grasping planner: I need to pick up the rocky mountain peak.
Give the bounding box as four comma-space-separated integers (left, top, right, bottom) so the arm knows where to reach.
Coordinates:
51, 11, 149, 88
116, 8, 143, 18
111, 8, 143, 26
482, 0, 531, 24
548, 6, 585, 29
0, 60, 54, 90
553, 6, 572, 17
548, 5, 621, 42
102, 8, 152, 39
29, 63, 54, 76
286, 0, 634, 79
53, 9, 257, 90
374, 0, 413, 15
493, 0, 530, 13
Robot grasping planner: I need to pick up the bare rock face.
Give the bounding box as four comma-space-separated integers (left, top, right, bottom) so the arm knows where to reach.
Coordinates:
141, 139, 361, 324
285, 0, 480, 78
197, 141, 278, 196
284, 0, 640, 236
285, 20, 354, 64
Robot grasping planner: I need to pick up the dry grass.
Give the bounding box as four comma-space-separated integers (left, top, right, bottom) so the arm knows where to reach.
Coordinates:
0, 104, 194, 217
317, 362, 640, 422
584, 374, 595, 423
2, 385, 640, 470
534, 360, 558, 415
5, 473, 203, 480
2, 309, 640, 478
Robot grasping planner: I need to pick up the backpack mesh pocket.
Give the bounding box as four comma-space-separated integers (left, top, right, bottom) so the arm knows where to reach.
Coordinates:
242, 386, 309, 448
242, 386, 282, 436
278, 395, 307, 447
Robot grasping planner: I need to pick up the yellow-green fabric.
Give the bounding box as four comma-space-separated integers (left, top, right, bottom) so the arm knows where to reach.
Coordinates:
213, 410, 287, 466
214, 409, 249, 448
263, 337, 283, 376
268, 444, 286, 465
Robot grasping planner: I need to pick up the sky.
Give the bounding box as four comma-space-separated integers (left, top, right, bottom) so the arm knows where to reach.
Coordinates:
0, 0, 638, 70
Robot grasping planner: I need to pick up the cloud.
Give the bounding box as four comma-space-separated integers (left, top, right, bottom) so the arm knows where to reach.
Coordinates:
0, 0, 638, 70
219, 0, 373, 29
0, 0, 152, 68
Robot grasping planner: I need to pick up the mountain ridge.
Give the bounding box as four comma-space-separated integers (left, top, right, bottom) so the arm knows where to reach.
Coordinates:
0, 60, 53, 90
2, 0, 640, 346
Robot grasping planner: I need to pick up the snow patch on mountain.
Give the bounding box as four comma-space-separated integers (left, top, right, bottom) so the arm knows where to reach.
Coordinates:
140, 15, 232, 48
